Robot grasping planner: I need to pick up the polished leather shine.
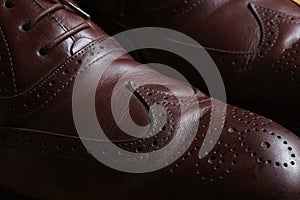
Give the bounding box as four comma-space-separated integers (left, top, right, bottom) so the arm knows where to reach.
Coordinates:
78, 0, 300, 121
0, 0, 300, 200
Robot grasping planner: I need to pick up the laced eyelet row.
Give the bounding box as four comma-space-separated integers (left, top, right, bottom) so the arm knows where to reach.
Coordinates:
4, 0, 91, 56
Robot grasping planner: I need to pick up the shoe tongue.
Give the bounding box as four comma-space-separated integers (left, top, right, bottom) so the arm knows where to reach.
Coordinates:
38, 0, 90, 18
36, 0, 100, 51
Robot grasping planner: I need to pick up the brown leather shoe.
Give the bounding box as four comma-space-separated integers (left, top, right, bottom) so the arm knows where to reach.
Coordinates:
0, 0, 300, 200
77, 0, 300, 124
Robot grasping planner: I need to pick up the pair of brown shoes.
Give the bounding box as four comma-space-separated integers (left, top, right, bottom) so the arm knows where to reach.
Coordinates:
0, 0, 299, 199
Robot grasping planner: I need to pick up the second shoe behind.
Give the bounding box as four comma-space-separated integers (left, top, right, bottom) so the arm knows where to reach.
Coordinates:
78, 0, 300, 131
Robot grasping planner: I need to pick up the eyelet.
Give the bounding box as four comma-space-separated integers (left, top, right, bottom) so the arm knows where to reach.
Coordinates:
4, 0, 15, 8
38, 47, 49, 56
21, 22, 32, 32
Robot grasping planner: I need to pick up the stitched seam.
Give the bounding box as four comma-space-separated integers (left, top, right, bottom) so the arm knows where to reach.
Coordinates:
0, 37, 106, 101
253, 4, 300, 24
0, 27, 17, 94
0, 127, 147, 143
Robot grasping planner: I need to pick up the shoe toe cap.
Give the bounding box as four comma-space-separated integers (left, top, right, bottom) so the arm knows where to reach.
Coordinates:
158, 102, 300, 199
198, 105, 300, 199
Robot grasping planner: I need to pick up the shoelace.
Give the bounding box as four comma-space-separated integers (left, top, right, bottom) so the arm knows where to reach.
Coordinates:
5, 0, 91, 55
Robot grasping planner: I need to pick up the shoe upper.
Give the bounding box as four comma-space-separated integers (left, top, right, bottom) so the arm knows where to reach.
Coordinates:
0, 0, 299, 199
81, 0, 300, 120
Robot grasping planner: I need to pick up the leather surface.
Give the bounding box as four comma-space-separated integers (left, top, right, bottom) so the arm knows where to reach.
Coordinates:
0, 0, 299, 199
